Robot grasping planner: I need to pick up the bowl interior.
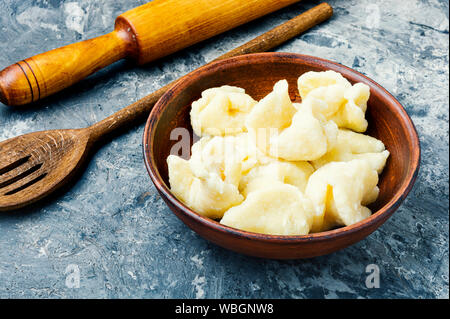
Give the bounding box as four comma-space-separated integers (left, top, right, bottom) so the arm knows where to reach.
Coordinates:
147, 53, 419, 230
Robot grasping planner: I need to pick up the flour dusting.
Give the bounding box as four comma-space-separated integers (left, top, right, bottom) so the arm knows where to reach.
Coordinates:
64, 2, 86, 35
192, 275, 206, 299
0, 118, 34, 141
16, 7, 60, 32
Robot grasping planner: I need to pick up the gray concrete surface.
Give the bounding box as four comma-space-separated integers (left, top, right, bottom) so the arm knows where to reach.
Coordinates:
0, 0, 448, 298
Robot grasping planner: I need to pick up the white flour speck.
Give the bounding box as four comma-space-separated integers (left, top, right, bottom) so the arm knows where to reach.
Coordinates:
0, 118, 33, 141
64, 2, 86, 35
127, 271, 137, 280
16, 7, 60, 32
192, 275, 206, 299
190, 254, 204, 269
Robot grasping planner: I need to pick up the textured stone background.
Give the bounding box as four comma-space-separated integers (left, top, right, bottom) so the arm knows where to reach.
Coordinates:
0, 0, 448, 299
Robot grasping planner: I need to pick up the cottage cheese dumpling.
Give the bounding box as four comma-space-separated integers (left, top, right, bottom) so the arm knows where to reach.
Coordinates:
169, 133, 270, 218
190, 86, 257, 137
189, 133, 271, 186
246, 80, 337, 161
220, 182, 314, 235
190, 136, 242, 188
297, 70, 351, 99
305, 84, 347, 117
245, 79, 297, 133
329, 83, 370, 132
239, 160, 314, 196
305, 159, 379, 232
167, 155, 243, 219
312, 129, 390, 173
299, 71, 370, 132
269, 98, 338, 161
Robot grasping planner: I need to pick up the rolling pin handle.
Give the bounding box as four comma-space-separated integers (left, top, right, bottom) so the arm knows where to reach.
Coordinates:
0, 31, 131, 106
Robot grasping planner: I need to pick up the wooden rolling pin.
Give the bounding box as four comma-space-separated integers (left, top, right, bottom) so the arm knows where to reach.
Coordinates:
0, 0, 302, 106
0, 3, 333, 211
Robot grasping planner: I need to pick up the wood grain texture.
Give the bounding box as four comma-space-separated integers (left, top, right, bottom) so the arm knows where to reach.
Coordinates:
0, 5, 331, 212
117, 0, 302, 64
0, 129, 90, 211
0, 31, 129, 106
143, 52, 421, 259
0, 0, 301, 106
90, 4, 333, 142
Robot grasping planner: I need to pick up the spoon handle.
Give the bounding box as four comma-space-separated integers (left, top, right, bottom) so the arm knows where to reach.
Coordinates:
88, 3, 333, 143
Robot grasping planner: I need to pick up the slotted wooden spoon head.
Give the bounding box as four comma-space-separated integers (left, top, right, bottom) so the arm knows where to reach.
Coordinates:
0, 129, 91, 211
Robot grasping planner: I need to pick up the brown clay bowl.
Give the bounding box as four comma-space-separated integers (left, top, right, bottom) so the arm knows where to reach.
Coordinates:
143, 52, 420, 259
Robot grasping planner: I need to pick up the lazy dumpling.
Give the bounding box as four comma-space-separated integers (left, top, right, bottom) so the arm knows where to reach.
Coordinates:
305, 159, 380, 232
246, 80, 337, 161
190, 86, 257, 137
299, 71, 370, 132
312, 129, 390, 173
189, 136, 243, 188
297, 70, 351, 99
269, 98, 338, 161
239, 160, 314, 196
245, 79, 297, 133
330, 83, 370, 132
167, 155, 243, 219
189, 133, 271, 186
220, 182, 314, 235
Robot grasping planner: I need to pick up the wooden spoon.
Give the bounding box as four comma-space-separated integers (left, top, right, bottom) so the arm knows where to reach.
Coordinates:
0, 4, 333, 211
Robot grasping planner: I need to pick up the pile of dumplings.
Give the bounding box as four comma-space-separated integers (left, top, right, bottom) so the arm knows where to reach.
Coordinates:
167, 70, 389, 235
